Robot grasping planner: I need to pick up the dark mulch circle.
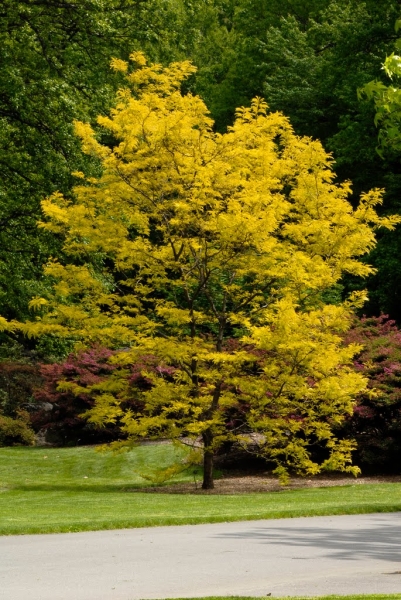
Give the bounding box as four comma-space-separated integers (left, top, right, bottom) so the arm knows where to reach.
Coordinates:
130, 473, 401, 494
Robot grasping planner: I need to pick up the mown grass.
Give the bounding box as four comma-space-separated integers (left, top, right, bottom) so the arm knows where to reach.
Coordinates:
1, 446, 401, 536
163, 596, 401, 600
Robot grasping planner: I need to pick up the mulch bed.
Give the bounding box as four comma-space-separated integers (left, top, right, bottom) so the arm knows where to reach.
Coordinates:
130, 473, 401, 494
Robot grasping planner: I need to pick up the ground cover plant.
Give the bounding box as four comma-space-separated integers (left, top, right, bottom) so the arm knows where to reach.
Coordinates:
1, 446, 401, 536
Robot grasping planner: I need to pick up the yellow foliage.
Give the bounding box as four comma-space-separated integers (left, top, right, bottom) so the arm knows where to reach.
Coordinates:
28, 297, 49, 312
22, 54, 401, 485
110, 57, 128, 73
0, 316, 17, 332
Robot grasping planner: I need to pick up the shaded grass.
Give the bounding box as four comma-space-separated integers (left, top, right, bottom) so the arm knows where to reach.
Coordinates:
1, 446, 401, 536
0, 444, 196, 490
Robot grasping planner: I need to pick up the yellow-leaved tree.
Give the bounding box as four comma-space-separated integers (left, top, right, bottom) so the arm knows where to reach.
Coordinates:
21, 53, 400, 488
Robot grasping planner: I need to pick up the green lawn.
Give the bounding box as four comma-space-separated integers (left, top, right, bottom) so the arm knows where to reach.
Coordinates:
163, 596, 401, 600
1, 446, 401, 535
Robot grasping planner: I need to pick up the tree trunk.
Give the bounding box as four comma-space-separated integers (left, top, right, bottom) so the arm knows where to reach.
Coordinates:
202, 449, 214, 489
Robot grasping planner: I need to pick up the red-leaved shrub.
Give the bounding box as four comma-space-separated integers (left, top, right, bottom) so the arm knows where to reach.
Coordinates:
341, 315, 401, 472
32, 347, 178, 445
32, 346, 121, 445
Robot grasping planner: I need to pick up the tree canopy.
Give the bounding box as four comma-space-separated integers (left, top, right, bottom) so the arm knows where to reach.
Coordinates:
2, 0, 401, 329
18, 54, 400, 487
3, 1, 401, 480
0, 0, 210, 322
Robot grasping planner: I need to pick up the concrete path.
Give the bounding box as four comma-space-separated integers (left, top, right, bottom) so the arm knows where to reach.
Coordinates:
1, 513, 401, 599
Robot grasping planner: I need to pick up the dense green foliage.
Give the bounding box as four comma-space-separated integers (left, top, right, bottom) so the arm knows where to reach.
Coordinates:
196, 0, 401, 320
0, 2, 398, 320
0, 411, 35, 447
0, 0, 205, 322
2, 0, 401, 330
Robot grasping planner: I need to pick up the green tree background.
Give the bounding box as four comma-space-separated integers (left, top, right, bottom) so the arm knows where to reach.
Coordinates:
2, 0, 401, 335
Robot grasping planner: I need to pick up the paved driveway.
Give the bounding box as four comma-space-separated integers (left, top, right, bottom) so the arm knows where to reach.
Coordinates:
1, 513, 401, 599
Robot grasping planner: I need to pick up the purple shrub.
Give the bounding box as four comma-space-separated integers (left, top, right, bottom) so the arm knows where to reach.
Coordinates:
32, 346, 120, 445
341, 315, 401, 472
32, 348, 179, 446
